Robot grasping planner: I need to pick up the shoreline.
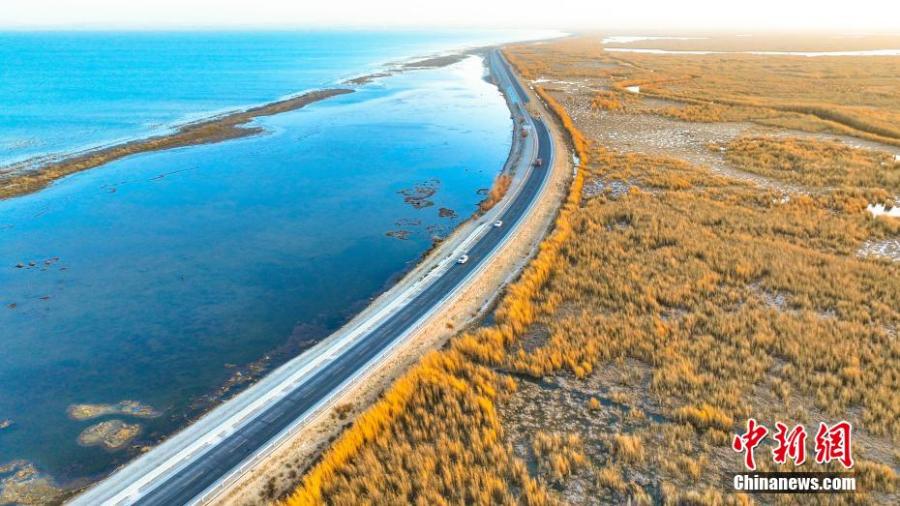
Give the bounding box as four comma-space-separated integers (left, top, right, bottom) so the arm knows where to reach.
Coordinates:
344, 52, 474, 85
0, 47, 501, 203
0, 88, 353, 201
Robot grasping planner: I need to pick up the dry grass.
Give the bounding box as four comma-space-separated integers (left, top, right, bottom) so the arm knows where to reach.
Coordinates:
590, 90, 636, 112
479, 174, 513, 213
496, 140, 898, 502
532, 432, 588, 482
280, 350, 555, 505
602, 33, 900, 53
659, 102, 779, 123
722, 136, 899, 195
277, 36, 900, 505
607, 52, 900, 146
507, 35, 900, 147
506, 143, 899, 436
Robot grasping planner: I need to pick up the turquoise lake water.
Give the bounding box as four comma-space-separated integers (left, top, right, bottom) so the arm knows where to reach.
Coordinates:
0, 30, 538, 166
0, 31, 531, 486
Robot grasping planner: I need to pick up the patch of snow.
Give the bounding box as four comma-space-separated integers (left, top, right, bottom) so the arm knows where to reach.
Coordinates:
858, 237, 900, 262
867, 204, 900, 218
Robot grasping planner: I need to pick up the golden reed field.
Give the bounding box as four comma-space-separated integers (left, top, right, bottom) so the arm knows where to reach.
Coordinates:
272, 35, 899, 505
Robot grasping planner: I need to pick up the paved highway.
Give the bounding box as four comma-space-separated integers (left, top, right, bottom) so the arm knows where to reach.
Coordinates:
71, 50, 553, 506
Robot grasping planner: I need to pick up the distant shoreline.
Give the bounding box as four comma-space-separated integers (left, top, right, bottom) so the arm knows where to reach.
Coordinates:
0, 48, 499, 202
0, 88, 353, 201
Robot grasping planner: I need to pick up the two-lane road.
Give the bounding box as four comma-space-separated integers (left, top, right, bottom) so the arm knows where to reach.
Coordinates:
72, 50, 554, 506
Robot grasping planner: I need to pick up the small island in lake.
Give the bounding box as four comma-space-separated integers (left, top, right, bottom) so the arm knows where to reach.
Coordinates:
77, 420, 142, 450
67, 400, 161, 421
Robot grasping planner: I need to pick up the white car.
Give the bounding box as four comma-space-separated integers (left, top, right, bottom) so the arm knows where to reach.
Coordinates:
493, 220, 503, 228
457, 254, 469, 264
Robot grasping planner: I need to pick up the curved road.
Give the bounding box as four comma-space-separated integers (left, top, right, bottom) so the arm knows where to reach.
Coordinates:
71, 50, 553, 506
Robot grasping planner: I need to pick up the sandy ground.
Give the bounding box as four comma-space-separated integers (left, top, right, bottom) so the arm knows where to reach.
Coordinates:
213, 64, 574, 506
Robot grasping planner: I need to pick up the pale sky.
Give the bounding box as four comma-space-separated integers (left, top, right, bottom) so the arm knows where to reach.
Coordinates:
3, 0, 899, 31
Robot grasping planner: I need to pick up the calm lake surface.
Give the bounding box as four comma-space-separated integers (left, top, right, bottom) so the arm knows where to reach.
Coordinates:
0, 30, 542, 166
0, 31, 527, 486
